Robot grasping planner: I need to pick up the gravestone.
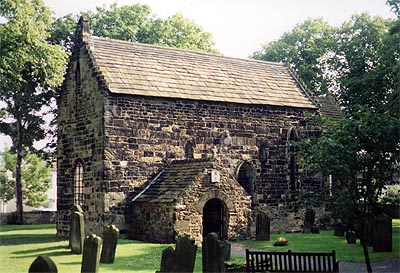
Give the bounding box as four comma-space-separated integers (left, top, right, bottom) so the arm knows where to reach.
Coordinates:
303, 208, 315, 234
100, 225, 119, 264
372, 214, 392, 252
70, 211, 84, 254
28, 255, 58, 273
81, 234, 103, 273
223, 241, 231, 261
334, 222, 345, 236
202, 232, 225, 273
69, 205, 83, 248
256, 212, 270, 240
158, 246, 176, 272
346, 231, 357, 244
311, 226, 320, 234
158, 236, 198, 273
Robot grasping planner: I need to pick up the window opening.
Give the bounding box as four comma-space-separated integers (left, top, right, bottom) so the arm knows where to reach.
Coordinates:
288, 128, 299, 191
237, 162, 256, 195
74, 160, 84, 206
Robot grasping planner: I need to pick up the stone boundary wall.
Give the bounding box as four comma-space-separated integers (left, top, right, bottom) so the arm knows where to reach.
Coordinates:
0, 211, 56, 225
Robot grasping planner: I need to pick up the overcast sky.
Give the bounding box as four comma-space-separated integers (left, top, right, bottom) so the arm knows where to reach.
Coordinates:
0, 0, 396, 151
43, 0, 396, 58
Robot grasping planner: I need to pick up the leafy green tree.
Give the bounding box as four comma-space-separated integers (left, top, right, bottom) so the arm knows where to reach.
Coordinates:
0, 0, 67, 223
0, 147, 51, 208
327, 14, 399, 116
256, 6, 400, 273
300, 109, 399, 273
252, 18, 336, 96
49, 3, 217, 53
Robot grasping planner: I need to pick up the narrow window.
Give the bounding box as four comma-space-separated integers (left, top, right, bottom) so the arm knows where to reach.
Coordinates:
185, 141, 194, 159
288, 128, 299, 191
74, 160, 84, 206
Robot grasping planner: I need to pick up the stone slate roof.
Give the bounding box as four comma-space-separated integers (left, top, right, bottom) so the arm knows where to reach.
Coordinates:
316, 95, 342, 120
87, 35, 317, 109
132, 158, 214, 203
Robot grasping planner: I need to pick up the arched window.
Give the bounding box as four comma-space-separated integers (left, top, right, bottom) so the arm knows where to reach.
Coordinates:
288, 128, 299, 191
184, 141, 194, 159
236, 161, 256, 195
74, 160, 84, 206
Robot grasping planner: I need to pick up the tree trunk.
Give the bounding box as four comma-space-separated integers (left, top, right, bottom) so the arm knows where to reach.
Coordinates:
361, 220, 373, 273
15, 121, 23, 224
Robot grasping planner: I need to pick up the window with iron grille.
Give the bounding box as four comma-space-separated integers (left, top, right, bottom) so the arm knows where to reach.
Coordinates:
74, 160, 84, 206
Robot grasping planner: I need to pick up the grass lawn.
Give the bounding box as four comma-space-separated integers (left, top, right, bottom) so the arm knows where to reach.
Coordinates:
239, 219, 400, 263
0, 220, 399, 273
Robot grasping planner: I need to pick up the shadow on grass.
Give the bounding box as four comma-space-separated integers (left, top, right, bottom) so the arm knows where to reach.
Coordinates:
12, 245, 70, 255
0, 233, 65, 246
0, 224, 55, 232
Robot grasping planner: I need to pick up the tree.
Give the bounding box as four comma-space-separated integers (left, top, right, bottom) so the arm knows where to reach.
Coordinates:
254, 7, 400, 273
0, 0, 67, 223
48, 3, 217, 53
299, 109, 399, 273
252, 18, 336, 96
0, 147, 51, 208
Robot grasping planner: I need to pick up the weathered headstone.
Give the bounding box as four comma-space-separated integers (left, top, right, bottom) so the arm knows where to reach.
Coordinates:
158, 236, 198, 273
303, 208, 315, 234
70, 211, 84, 254
28, 255, 58, 273
81, 234, 103, 273
346, 231, 357, 244
256, 212, 270, 240
334, 222, 345, 236
311, 226, 320, 234
372, 214, 392, 252
158, 246, 176, 272
202, 232, 225, 273
69, 205, 84, 248
100, 225, 119, 264
223, 241, 231, 261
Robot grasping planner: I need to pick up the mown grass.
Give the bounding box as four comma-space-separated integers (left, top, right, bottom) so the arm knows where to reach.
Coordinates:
238, 219, 400, 262
0, 220, 399, 273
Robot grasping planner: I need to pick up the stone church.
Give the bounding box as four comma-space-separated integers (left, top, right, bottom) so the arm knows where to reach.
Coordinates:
57, 18, 326, 243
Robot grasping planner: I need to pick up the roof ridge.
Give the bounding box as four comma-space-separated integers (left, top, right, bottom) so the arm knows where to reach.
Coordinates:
91, 35, 285, 67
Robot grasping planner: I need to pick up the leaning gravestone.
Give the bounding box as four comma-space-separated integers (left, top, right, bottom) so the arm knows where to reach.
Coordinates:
28, 255, 58, 273
158, 236, 198, 273
372, 214, 392, 252
70, 211, 85, 254
303, 208, 315, 234
256, 212, 270, 240
100, 225, 119, 264
69, 205, 84, 248
81, 234, 103, 273
202, 233, 225, 273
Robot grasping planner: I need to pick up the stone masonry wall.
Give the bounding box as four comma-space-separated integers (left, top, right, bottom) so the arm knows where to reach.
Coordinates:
174, 162, 252, 243
130, 161, 251, 244
57, 42, 106, 237
104, 94, 322, 235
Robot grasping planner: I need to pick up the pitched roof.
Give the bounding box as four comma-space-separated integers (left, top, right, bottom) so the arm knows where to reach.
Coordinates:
132, 158, 214, 203
84, 34, 317, 109
316, 95, 342, 120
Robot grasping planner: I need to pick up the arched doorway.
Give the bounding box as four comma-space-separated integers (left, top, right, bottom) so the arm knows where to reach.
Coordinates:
237, 161, 256, 195
202, 198, 227, 239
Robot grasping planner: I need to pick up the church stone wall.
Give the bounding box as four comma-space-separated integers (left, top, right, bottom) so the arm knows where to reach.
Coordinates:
104, 94, 321, 234
57, 44, 106, 237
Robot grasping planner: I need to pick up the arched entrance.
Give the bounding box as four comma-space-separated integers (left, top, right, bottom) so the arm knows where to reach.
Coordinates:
202, 198, 227, 240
